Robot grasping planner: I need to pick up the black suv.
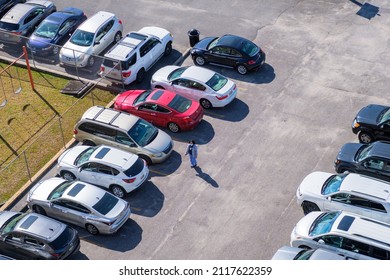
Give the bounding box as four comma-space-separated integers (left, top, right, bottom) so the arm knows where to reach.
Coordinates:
352, 104, 390, 143
334, 141, 390, 182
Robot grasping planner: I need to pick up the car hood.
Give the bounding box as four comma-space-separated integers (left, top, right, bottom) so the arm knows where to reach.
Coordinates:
336, 142, 364, 163
299, 171, 333, 197
115, 90, 139, 108
30, 177, 66, 201
144, 129, 172, 153
28, 34, 53, 48
152, 65, 179, 83
61, 41, 91, 56
355, 104, 387, 125
0, 211, 18, 228
294, 211, 323, 238
271, 246, 303, 260
192, 36, 217, 51
58, 145, 91, 167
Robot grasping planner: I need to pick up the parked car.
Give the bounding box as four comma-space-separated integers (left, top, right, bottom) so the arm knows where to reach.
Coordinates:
114, 89, 204, 133
271, 246, 350, 260
190, 34, 266, 75
151, 65, 237, 109
352, 104, 390, 144
290, 211, 390, 260
73, 106, 173, 164
334, 141, 390, 182
27, 177, 131, 234
59, 11, 122, 67
0, 211, 80, 259
0, 0, 56, 45
296, 171, 390, 223
100, 26, 173, 84
0, 0, 24, 16
57, 145, 149, 198
26, 7, 86, 57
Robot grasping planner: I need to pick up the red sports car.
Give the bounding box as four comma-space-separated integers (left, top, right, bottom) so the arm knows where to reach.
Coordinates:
114, 89, 204, 133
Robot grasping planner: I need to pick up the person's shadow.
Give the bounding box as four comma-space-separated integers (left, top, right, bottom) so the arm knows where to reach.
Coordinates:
194, 166, 219, 188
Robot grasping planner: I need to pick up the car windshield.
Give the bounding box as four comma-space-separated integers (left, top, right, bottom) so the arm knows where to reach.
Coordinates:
134, 90, 152, 105
0, 213, 26, 235
240, 40, 259, 56
167, 67, 188, 81
207, 37, 219, 50
205, 73, 228, 92
48, 180, 74, 200
321, 174, 347, 195
309, 211, 340, 236
34, 21, 59, 39
92, 192, 119, 215
356, 144, 373, 162
70, 29, 94, 46
74, 146, 98, 165
379, 108, 390, 124
128, 119, 158, 147
294, 249, 316, 260
168, 94, 192, 113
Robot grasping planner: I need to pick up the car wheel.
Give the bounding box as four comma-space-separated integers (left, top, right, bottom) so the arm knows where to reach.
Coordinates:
33, 205, 46, 216
114, 31, 122, 44
87, 56, 95, 67
358, 131, 374, 144
136, 68, 145, 83
111, 185, 126, 198
237, 64, 248, 75
82, 140, 96, 146
200, 99, 212, 109
86, 224, 99, 235
168, 122, 180, 133
52, 46, 59, 55
302, 201, 320, 215
194, 56, 205, 66
138, 154, 152, 165
62, 171, 76, 181
164, 41, 172, 56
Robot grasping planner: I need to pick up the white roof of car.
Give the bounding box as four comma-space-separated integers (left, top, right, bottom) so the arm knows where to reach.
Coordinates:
91, 145, 138, 170
138, 26, 170, 40
181, 66, 215, 83
78, 11, 115, 33
62, 181, 110, 207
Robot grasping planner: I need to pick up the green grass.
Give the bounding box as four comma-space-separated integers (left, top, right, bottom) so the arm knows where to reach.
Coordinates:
0, 63, 116, 203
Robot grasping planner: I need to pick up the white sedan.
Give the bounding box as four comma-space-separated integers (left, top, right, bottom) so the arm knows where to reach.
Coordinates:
151, 65, 237, 109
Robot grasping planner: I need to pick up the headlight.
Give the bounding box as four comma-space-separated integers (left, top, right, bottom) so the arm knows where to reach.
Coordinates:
77, 54, 85, 61
42, 45, 53, 51
150, 152, 163, 158
353, 119, 360, 128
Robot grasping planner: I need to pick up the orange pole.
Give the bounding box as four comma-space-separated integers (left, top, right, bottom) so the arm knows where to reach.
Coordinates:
22, 46, 34, 91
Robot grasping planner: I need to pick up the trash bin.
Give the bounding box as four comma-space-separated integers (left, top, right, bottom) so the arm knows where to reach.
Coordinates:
188, 29, 200, 47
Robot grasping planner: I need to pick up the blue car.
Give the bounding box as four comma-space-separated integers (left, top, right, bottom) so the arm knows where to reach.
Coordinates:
27, 7, 86, 57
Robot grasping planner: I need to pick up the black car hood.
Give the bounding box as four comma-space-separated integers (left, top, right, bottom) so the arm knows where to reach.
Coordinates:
355, 104, 387, 125
336, 142, 365, 163
192, 36, 217, 51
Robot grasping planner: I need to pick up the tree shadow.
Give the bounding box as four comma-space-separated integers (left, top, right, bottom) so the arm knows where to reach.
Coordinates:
194, 166, 219, 188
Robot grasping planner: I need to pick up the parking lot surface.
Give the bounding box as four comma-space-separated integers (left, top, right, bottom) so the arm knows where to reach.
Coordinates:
5, 0, 390, 259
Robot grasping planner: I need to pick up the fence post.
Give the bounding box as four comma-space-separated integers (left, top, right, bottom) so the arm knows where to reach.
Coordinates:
58, 117, 66, 148
23, 151, 32, 182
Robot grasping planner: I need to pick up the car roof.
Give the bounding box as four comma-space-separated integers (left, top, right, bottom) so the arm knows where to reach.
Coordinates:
366, 141, 390, 159
78, 11, 115, 33
90, 145, 138, 170
340, 173, 390, 202
217, 34, 250, 48
104, 32, 147, 60
62, 181, 110, 209
181, 66, 214, 83
1, 3, 38, 23
147, 89, 176, 106
44, 8, 83, 23
81, 106, 139, 131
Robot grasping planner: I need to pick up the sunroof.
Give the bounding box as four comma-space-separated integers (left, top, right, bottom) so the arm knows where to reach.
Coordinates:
68, 183, 86, 197
337, 215, 355, 231
20, 215, 38, 230
95, 147, 110, 159
151, 90, 164, 100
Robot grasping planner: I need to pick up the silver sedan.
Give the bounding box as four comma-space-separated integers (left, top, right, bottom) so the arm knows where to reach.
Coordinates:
26, 177, 131, 235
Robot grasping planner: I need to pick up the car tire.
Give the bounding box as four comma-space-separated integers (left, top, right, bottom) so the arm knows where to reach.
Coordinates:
33, 205, 46, 216
194, 56, 205, 66
87, 56, 95, 67
168, 122, 180, 133
136, 68, 145, 83
237, 64, 248, 75
164, 41, 172, 56
200, 99, 212, 109
86, 224, 99, 235
53, 46, 59, 55
114, 31, 122, 44
111, 185, 126, 198
61, 171, 76, 181
139, 154, 152, 165
358, 131, 374, 144
302, 201, 320, 215
82, 140, 96, 146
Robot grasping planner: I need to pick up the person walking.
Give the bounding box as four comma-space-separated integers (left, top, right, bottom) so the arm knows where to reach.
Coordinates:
185, 140, 198, 168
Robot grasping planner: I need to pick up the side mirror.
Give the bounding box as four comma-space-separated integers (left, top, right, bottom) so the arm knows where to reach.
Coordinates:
95, 41, 100, 45
78, 167, 83, 172
318, 239, 325, 244
363, 162, 369, 168
327, 196, 331, 201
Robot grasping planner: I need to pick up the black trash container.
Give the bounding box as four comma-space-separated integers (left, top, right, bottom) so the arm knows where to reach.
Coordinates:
188, 29, 200, 47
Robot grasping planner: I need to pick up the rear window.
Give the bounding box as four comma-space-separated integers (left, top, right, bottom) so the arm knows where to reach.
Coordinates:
48, 226, 73, 250
240, 40, 259, 57
92, 192, 119, 215
205, 73, 228, 91
103, 54, 136, 70
168, 94, 191, 113
0, 21, 19, 31
123, 158, 144, 177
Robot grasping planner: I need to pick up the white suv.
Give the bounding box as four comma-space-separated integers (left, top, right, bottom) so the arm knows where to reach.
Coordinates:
297, 171, 390, 223
60, 11, 123, 67
100, 26, 173, 84
57, 145, 149, 198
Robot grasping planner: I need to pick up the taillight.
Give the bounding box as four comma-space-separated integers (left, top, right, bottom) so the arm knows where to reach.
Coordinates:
216, 95, 228, 100
123, 178, 136, 183
248, 60, 256, 65
183, 116, 192, 123
102, 220, 115, 226
73, 129, 78, 135
118, 20, 122, 25
12, 31, 22, 35
100, 66, 105, 72
122, 71, 131, 78
233, 84, 237, 90
50, 253, 61, 258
